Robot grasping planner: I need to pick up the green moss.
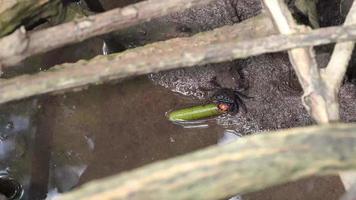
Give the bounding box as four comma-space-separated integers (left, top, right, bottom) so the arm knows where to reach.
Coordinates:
168, 104, 223, 121
0, 0, 62, 37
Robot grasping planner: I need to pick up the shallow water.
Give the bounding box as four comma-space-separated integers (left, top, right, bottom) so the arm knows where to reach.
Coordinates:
1, 75, 244, 199
0, 99, 39, 199
39, 76, 228, 195
0, 19, 248, 199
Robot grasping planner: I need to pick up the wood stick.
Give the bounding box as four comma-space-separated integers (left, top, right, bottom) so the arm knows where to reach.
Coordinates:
263, 0, 334, 123
341, 183, 356, 200
323, 0, 356, 95
0, 0, 213, 68
55, 123, 356, 200
2, 14, 356, 105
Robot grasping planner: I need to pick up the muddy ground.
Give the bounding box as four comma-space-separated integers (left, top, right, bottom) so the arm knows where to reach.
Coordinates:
107, 0, 356, 131
0, 0, 356, 199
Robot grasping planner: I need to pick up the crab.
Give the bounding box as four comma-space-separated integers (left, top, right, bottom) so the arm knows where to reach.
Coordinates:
207, 66, 251, 114
211, 88, 249, 114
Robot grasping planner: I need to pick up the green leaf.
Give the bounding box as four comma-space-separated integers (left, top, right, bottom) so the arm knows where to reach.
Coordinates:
168, 104, 224, 121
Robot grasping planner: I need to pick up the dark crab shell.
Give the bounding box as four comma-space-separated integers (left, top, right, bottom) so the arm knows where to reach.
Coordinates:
211, 88, 247, 114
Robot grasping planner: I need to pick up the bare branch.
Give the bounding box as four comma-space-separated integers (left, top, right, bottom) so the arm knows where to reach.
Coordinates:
339, 171, 356, 193
340, 182, 356, 200
263, 0, 338, 123
323, 1, 356, 91
0, 27, 28, 75
55, 123, 356, 200
0, 0, 213, 68
1, 14, 356, 105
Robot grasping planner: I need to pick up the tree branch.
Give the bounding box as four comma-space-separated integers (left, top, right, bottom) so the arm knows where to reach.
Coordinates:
341, 182, 356, 200
339, 171, 356, 191
323, 0, 356, 93
1, 14, 356, 105
0, 0, 213, 68
54, 123, 356, 200
263, 0, 342, 123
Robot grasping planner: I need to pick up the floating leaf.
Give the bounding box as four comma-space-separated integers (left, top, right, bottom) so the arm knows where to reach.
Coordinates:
168, 104, 225, 121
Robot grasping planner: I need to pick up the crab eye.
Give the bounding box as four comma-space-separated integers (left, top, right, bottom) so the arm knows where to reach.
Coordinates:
218, 103, 230, 112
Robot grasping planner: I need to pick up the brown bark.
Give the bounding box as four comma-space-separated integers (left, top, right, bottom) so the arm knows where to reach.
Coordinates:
1, 14, 356, 105
56, 123, 356, 200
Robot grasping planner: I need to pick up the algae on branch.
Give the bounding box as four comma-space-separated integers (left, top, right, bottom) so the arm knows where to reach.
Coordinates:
0, 0, 62, 37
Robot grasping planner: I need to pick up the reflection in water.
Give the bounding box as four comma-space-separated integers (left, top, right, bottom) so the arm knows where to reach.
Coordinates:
28, 76, 223, 199
170, 118, 212, 129
0, 140, 15, 160
0, 77, 259, 199
0, 173, 24, 200
50, 164, 87, 193
218, 129, 242, 145
0, 100, 38, 200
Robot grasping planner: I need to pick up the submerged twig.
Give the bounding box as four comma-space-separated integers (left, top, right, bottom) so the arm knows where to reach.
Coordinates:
2, 14, 356, 105
0, 0, 213, 68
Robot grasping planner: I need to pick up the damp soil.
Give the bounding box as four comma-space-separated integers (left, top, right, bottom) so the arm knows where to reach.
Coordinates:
0, 0, 356, 199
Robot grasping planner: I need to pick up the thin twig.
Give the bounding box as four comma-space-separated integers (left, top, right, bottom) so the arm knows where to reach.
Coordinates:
55, 123, 356, 200
1, 14, 356, 105
0, 0, 213, 68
